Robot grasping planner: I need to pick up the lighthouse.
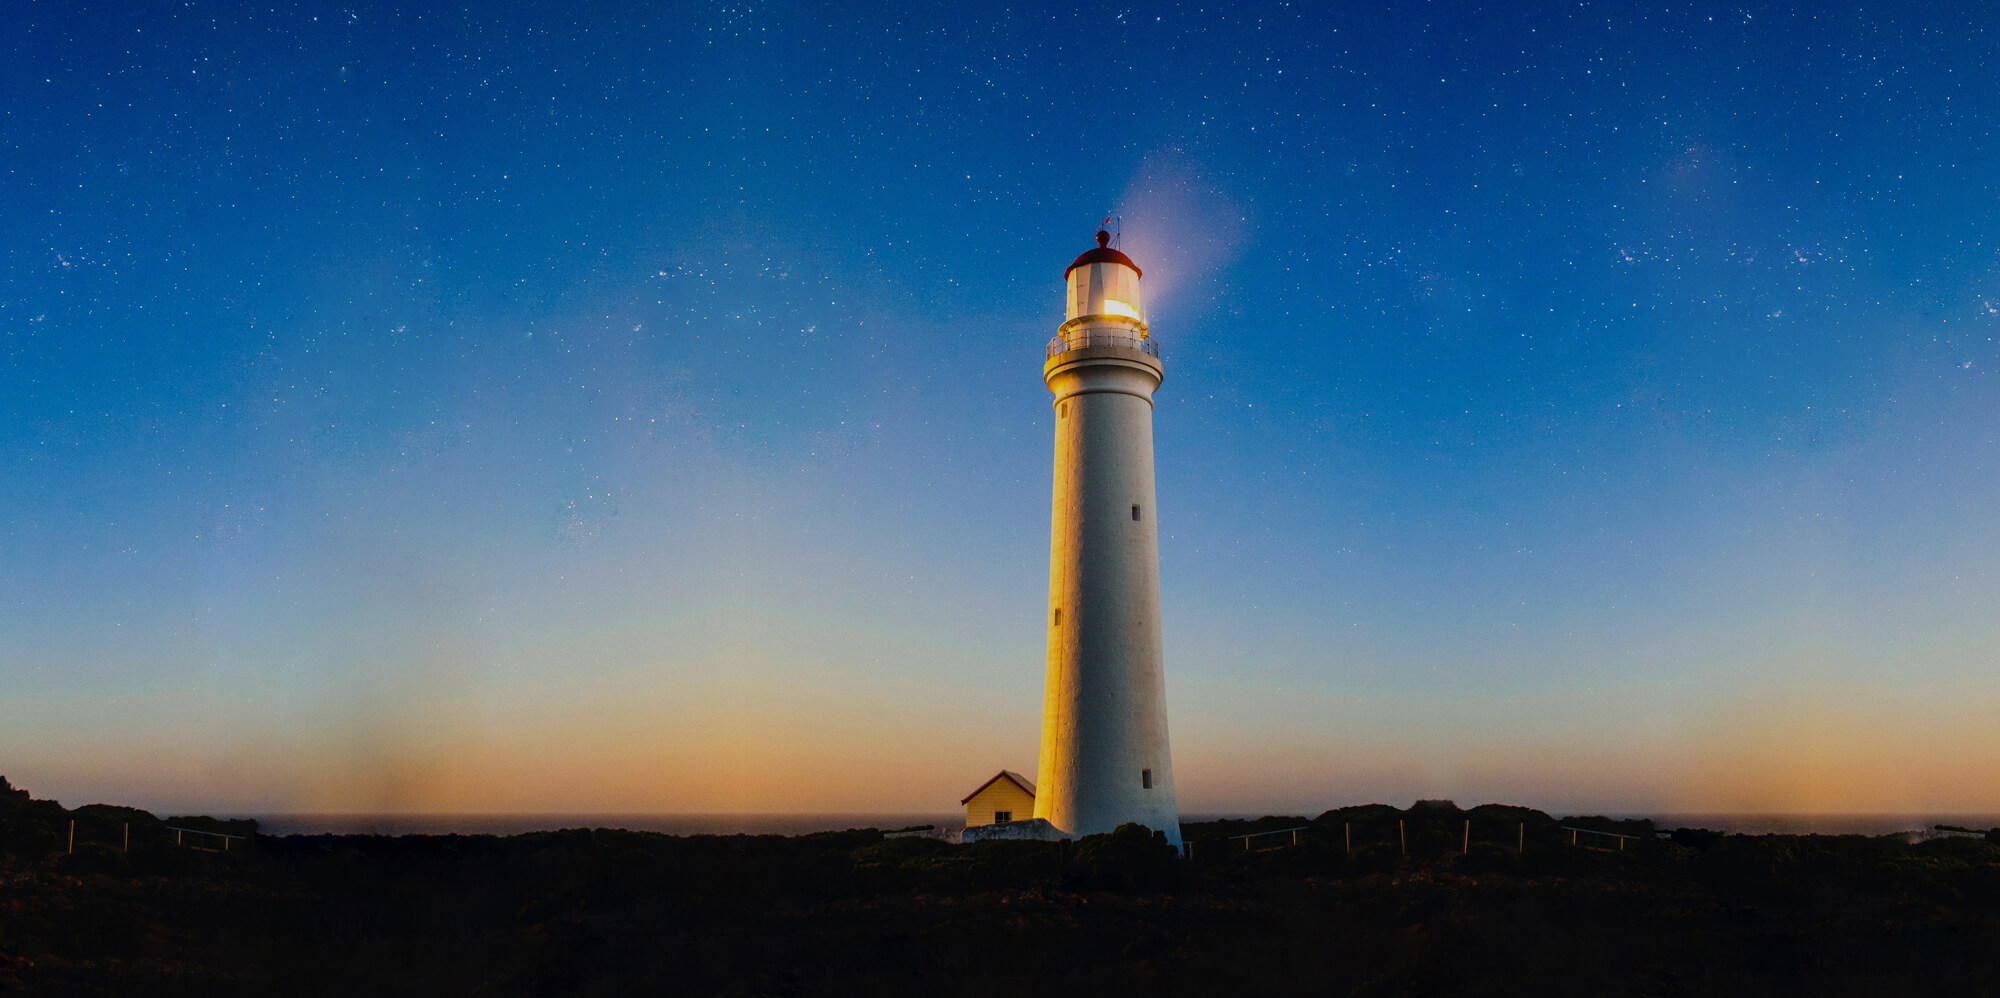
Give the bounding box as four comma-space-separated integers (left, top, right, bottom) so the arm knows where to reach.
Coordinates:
1033, 229, 1182, 848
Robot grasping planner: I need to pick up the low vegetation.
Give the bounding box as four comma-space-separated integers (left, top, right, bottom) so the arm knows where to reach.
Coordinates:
3, 777, 1997, 994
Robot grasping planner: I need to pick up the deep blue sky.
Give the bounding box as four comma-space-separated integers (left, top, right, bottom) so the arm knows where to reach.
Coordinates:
4, 0, 1996, 815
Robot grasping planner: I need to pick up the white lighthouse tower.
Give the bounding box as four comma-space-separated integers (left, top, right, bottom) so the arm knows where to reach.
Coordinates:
1033, 229, 1182, 848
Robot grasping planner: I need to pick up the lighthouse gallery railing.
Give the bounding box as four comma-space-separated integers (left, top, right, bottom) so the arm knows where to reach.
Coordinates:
1047, 332, 1161, 359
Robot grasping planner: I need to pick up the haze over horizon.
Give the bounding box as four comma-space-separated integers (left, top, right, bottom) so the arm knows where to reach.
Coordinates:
4, 0, 1996, 819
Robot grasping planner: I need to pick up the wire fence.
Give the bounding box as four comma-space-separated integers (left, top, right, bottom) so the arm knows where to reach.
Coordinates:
168, 825, 249, 852
1561, 825, 1645, 851
1228, 826, 1307, 852
1185, 816, 1664, 862
20, 816, 256, 860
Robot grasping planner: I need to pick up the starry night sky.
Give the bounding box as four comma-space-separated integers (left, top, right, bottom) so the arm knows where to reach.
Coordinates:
4, 0, 1997, 816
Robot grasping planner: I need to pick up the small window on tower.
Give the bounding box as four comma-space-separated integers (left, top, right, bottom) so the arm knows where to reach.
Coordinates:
1142, 769, 1153, 789
1132, 504, 1141, 521
1060, 402, 1069, 417
1052, 608, 1062, 626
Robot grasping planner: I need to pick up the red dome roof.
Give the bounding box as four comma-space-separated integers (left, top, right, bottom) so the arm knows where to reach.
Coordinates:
1065, 230, 1142, 279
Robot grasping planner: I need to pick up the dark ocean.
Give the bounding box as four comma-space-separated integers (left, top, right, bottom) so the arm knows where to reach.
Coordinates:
247, 813, 964, 837
1642, 814, 2000, 836
242, 812, 2000, 838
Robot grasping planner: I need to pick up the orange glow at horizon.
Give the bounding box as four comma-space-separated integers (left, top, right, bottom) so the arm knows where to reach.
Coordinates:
12, 664, 2000, 817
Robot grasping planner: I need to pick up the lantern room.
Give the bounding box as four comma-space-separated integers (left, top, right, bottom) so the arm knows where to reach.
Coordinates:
1063, 230, 1146, 333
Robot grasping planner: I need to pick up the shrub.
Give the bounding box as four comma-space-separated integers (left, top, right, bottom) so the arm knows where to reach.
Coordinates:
1070, 823, 1180, 892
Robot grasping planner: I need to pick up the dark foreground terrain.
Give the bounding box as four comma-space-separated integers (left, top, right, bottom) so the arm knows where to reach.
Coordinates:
3, 778, 1998, 996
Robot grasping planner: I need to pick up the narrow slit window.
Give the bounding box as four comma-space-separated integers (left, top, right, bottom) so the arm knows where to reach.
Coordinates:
1059, 402, 1068, 417
1142, 769, 1153, 789
1131, 504, 1141, 521
1052, 608, 1061, 626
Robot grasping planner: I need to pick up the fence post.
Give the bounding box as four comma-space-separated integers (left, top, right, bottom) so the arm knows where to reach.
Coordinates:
1463, 819, 1470, 855
1399, 820, 1406, 857
1345, 822, 1351, 854
124, 823, 129, 853
1518, 822, 1524, 854
68, 819, 75, 855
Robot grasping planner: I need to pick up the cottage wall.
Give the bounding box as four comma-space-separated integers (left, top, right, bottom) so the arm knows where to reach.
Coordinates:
964, 780, 1036, 828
